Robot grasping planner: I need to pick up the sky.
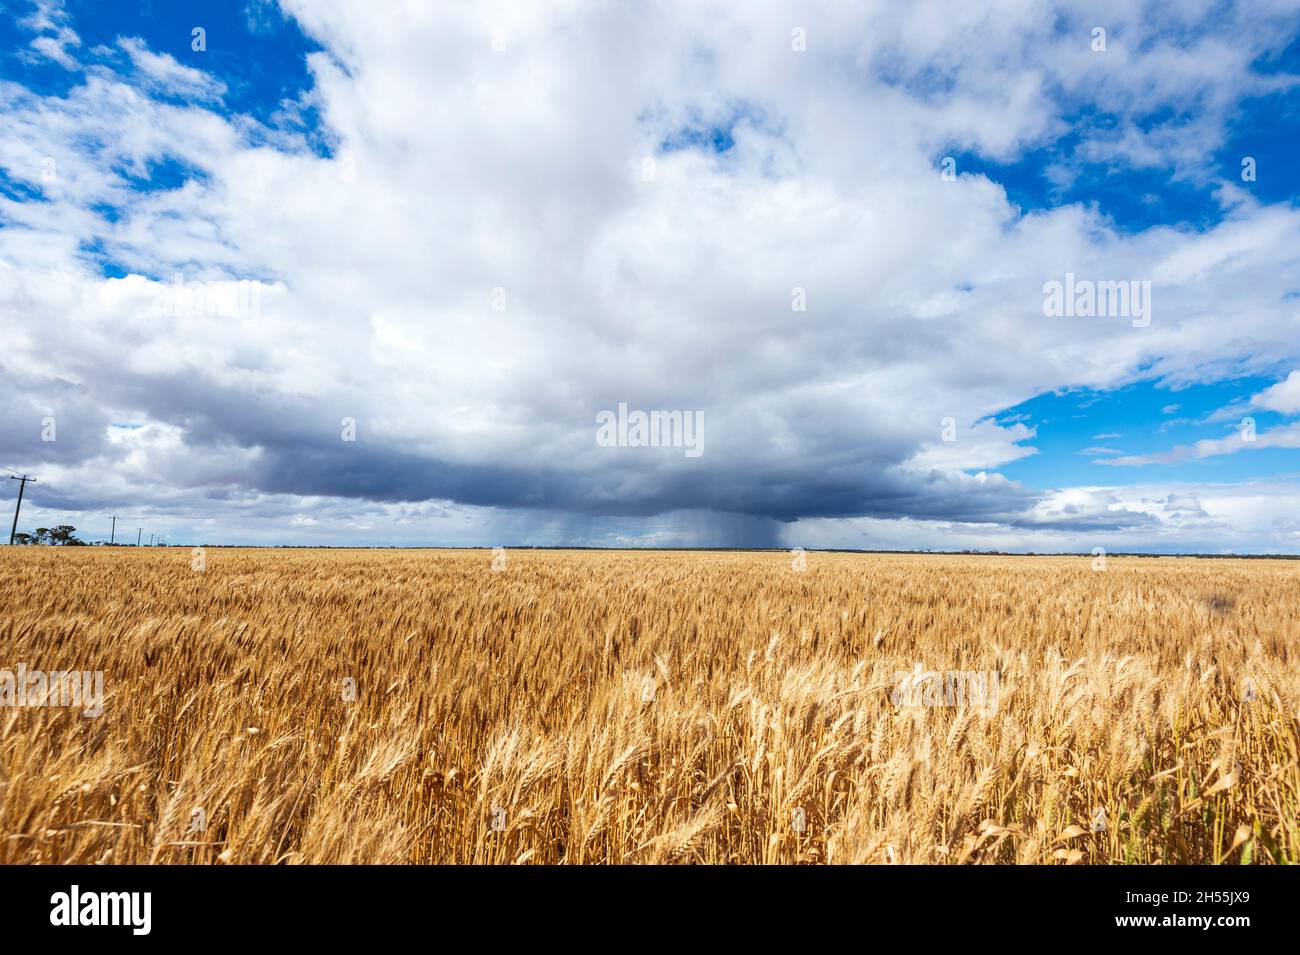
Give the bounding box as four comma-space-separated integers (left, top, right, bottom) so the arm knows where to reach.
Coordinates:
1, 0, 1300, 553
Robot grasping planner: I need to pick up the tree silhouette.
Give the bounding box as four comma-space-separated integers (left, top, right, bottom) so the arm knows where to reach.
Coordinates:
25, 525, 85, 546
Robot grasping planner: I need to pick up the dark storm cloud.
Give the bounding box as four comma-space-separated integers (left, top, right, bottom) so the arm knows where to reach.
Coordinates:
0, 355, 1152, 539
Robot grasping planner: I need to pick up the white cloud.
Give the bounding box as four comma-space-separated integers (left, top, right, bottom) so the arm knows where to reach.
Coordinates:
1251, 370, 1300, 415
18, 0, 80, 70
791, 482, 1300, 554
116, 37, 227, 102
1102, 421, 1300, 466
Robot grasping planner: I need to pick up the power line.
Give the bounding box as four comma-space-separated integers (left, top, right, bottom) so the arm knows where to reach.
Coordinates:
25, 483, 82, 514
3, 472, 148, 545
11, 479, 127, 543
3, 474, 83, 515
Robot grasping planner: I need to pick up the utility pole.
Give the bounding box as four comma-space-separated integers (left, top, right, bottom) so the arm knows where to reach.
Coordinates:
8, 475, 35, 545
137, 528, 142, 547
110, 515, 117, 544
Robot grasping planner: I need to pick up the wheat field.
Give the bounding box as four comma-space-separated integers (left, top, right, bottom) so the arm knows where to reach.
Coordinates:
0, 547, 1296, 864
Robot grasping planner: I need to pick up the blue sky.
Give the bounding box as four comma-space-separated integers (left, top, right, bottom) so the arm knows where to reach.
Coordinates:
0, 0, 320, 122
2, 1, 1300, 552
994, 376, 1300, 487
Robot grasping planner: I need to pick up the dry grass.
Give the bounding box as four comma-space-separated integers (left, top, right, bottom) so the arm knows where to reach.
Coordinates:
0, 547, 1297, 864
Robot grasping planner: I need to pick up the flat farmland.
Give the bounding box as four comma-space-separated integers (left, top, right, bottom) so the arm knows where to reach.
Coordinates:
0, 547, 1296, 864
